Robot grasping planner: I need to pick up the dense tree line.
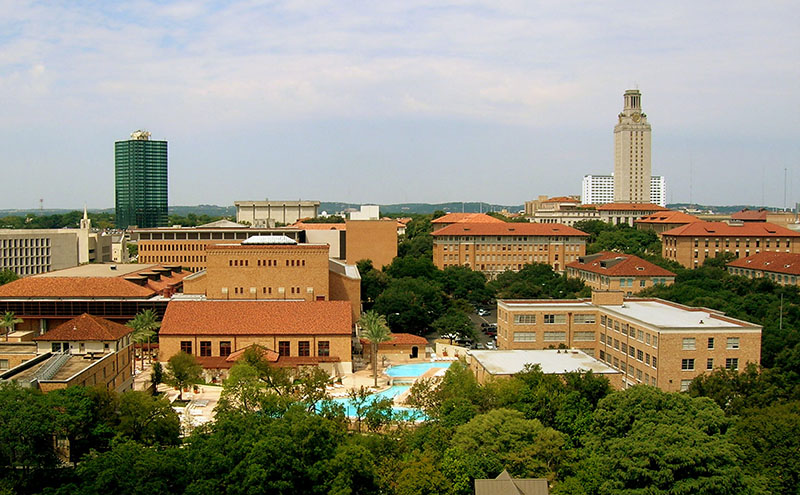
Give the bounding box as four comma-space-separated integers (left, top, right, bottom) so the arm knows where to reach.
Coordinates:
0, 212, 115, 230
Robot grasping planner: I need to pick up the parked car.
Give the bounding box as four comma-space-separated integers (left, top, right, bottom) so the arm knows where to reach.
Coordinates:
481, 322, 490, 328
486, 328, 497, 337
485, 341, 496, 349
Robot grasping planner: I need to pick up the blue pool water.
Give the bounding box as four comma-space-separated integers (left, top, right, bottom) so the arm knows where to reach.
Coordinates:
319, 385, 425, 420
385, 362, 451, 377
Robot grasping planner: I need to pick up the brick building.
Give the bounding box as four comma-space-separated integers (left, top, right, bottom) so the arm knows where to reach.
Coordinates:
596, 203, 668, 226
635, 210, 701, 237
0, 314, 134, 393
344, 219, 398, 269
431, 212, 506, 229
496, 291, 761, 392
661, 221, 800, 269
726, 252, 800, 286
432, 222, 588, 276
159, 300, 353, 377
565, 252, 675, 295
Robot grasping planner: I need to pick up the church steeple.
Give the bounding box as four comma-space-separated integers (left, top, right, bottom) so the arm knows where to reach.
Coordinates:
80, 204, 91, 230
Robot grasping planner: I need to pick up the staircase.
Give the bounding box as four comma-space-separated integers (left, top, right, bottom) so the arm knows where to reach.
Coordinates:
31, 353, 71, 383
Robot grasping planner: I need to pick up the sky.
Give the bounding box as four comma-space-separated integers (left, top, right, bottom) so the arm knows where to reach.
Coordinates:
0, 1, 798, 210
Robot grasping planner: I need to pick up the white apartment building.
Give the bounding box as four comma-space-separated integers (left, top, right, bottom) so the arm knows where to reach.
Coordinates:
582, 174, 666, 207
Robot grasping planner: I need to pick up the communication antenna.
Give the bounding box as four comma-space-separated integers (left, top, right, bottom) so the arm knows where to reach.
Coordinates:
39, 199, 43, 211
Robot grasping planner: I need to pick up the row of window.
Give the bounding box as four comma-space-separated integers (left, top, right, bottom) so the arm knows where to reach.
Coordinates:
513, 330, 595, 342
0, 238, 51, 248
139, 243, 208, 251
180, 340, 331, 357
601, 316, 657, 347
681, 357, 738, 371
600, 334, 658, 369
681, 337, 739, 350
598, 350, 657, 386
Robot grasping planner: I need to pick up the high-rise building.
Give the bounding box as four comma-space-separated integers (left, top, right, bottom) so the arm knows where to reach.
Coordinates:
582, 174, 666, 207
614, 89, 651, 203
115, 130, 168, 229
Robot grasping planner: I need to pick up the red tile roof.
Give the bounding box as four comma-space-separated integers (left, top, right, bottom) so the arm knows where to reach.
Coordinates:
636, 211, 702, 225
360, 333, 428, 347
661, 221, 800, 238
596, 203, 668, 211
731, 208, 768, 221
160, 300, 352, 336
727, 252, 800, 276
566, 252, 675, 277
33, 314, 133, 341
431, 222, 588, 237
0, 277, 156, 298
431, 213, 506, 224
545, 196, 581, 203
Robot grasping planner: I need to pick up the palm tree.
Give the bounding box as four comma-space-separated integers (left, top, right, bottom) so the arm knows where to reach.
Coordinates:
358, 310, 392, 387
1, 312, 22, 341
127, 309, 161, 372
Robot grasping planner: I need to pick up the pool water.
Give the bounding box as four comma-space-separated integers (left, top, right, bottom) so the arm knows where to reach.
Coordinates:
385, 362, 451, 377
319, 385, 424, 420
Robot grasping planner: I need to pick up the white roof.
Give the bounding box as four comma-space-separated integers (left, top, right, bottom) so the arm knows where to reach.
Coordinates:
602, 301, 742, 329
469, 349, 619, 376
241, 235, 298, 245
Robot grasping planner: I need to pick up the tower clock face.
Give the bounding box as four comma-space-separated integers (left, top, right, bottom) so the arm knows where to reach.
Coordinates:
632, 113, 641, 123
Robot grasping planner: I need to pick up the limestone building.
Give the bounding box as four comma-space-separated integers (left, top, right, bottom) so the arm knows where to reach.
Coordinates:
235, 200, 320, 227
496, 291, 762, 392
614, 89, 652, 203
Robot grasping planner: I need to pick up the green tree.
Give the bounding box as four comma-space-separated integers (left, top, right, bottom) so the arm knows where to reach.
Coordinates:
0, 384, 57, 487
165, 352, 203, 401
326, 443, 380, 495
393, 456, 450, 495
373, 277, 447, 334
0, 269, 20, 286
489, 263, 585, 299
0, 311, 22, 341
46, 386, 118, 463
127, 309, 161, 371
436, 265, 492, 305
431, 308, 475, 342
356, 259, 389, 303
151, 361, 164, 394
385, 255, 437, 280
359, 311, 392, 387
116, 391, 181, 446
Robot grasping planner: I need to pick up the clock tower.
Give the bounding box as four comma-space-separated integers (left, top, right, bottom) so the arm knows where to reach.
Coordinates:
614, 89, 652, 203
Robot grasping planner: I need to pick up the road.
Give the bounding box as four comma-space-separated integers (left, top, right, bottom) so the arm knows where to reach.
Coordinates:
469, 308, 498, 348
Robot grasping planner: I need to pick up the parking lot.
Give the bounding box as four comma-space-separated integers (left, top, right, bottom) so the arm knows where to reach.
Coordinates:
469, 307, 498, 349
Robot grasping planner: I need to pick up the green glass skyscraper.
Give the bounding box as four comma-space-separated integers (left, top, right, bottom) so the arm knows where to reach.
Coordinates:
115, 130, 168, 229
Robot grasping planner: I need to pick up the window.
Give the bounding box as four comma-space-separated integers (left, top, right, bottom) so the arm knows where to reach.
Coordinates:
707, 337, 715, 349
180, 341, 192, 354
637, 349, 643, 361
514, 314, 536, 324
613, 339, 620, 350
726, 337, 740, 350
621, 343, 627, 353
652, 357, 657, 369
725, 358, 739, 370
640, 280, 646, 287
298, 341, 310, 357
573, 331, 595, 342
573, 314, 596, 324
543, 331, 566, 342
628, 346, 635, 357
681, 358, 695, 370
200, 341, 212, 357
652, 335, 658, 347
599, 350, 605, 360
514, 332, 536, 342
0, 359, 8, 370
52, 342, 62, 353
278, 341, 290, 356
682, 338, 696, 350
318, 341, 330, 357
637, 330, 644, 341
220, 341, 232, 357
707, 358, 714, 370
544, 314, 566, 324
680, 379, 692, 392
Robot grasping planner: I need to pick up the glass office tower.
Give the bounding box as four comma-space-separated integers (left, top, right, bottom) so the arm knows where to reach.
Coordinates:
115, 130, 168, 229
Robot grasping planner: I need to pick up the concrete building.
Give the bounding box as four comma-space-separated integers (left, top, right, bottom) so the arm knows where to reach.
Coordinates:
596, 203, 668, 226
0, 264, 188, 334
0, 313, 134, 393
496, 291, 762, 392
528, 196, 601, 226
662, 221, 800, 269
726, 252, 800, 286
432, 223, 588, 275
582, 175, 666, 207
159, 300, 353, 377
565, 252, 675, 295
524, 196, 581, 217
614, 89, 652, 203
235, 200, 320, 227
468, 349, 622, 387
0, 210, 113, 276
115, 130, 168, 229
349, 205, 380, 220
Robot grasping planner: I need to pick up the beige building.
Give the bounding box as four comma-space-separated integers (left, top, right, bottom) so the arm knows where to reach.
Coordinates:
597, 203, 668, 226
662, 221, 800, 269
726, 252, 800, 286
636, 210, 702, 237
566, 252, 675, 295
159, 300, 354, 377
0, 211, 112, 276
0, 313, 134, 393
432, 222, 588, 275
496, 291, 762, 392
344, 219, 398, 269
235, 200, 320, 227
614, 89, 652, 203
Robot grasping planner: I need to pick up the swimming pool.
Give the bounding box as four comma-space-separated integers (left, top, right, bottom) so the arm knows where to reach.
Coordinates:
385, 362, 452, 377
319, 385, 424, 419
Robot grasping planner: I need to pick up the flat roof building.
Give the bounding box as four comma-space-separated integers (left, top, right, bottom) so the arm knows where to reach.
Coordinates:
115, 130, 168, 229
235, 200, 320, 227
496, 291, 761, 392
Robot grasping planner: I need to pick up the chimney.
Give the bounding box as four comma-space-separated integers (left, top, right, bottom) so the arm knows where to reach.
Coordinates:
591, 290, 625, 306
